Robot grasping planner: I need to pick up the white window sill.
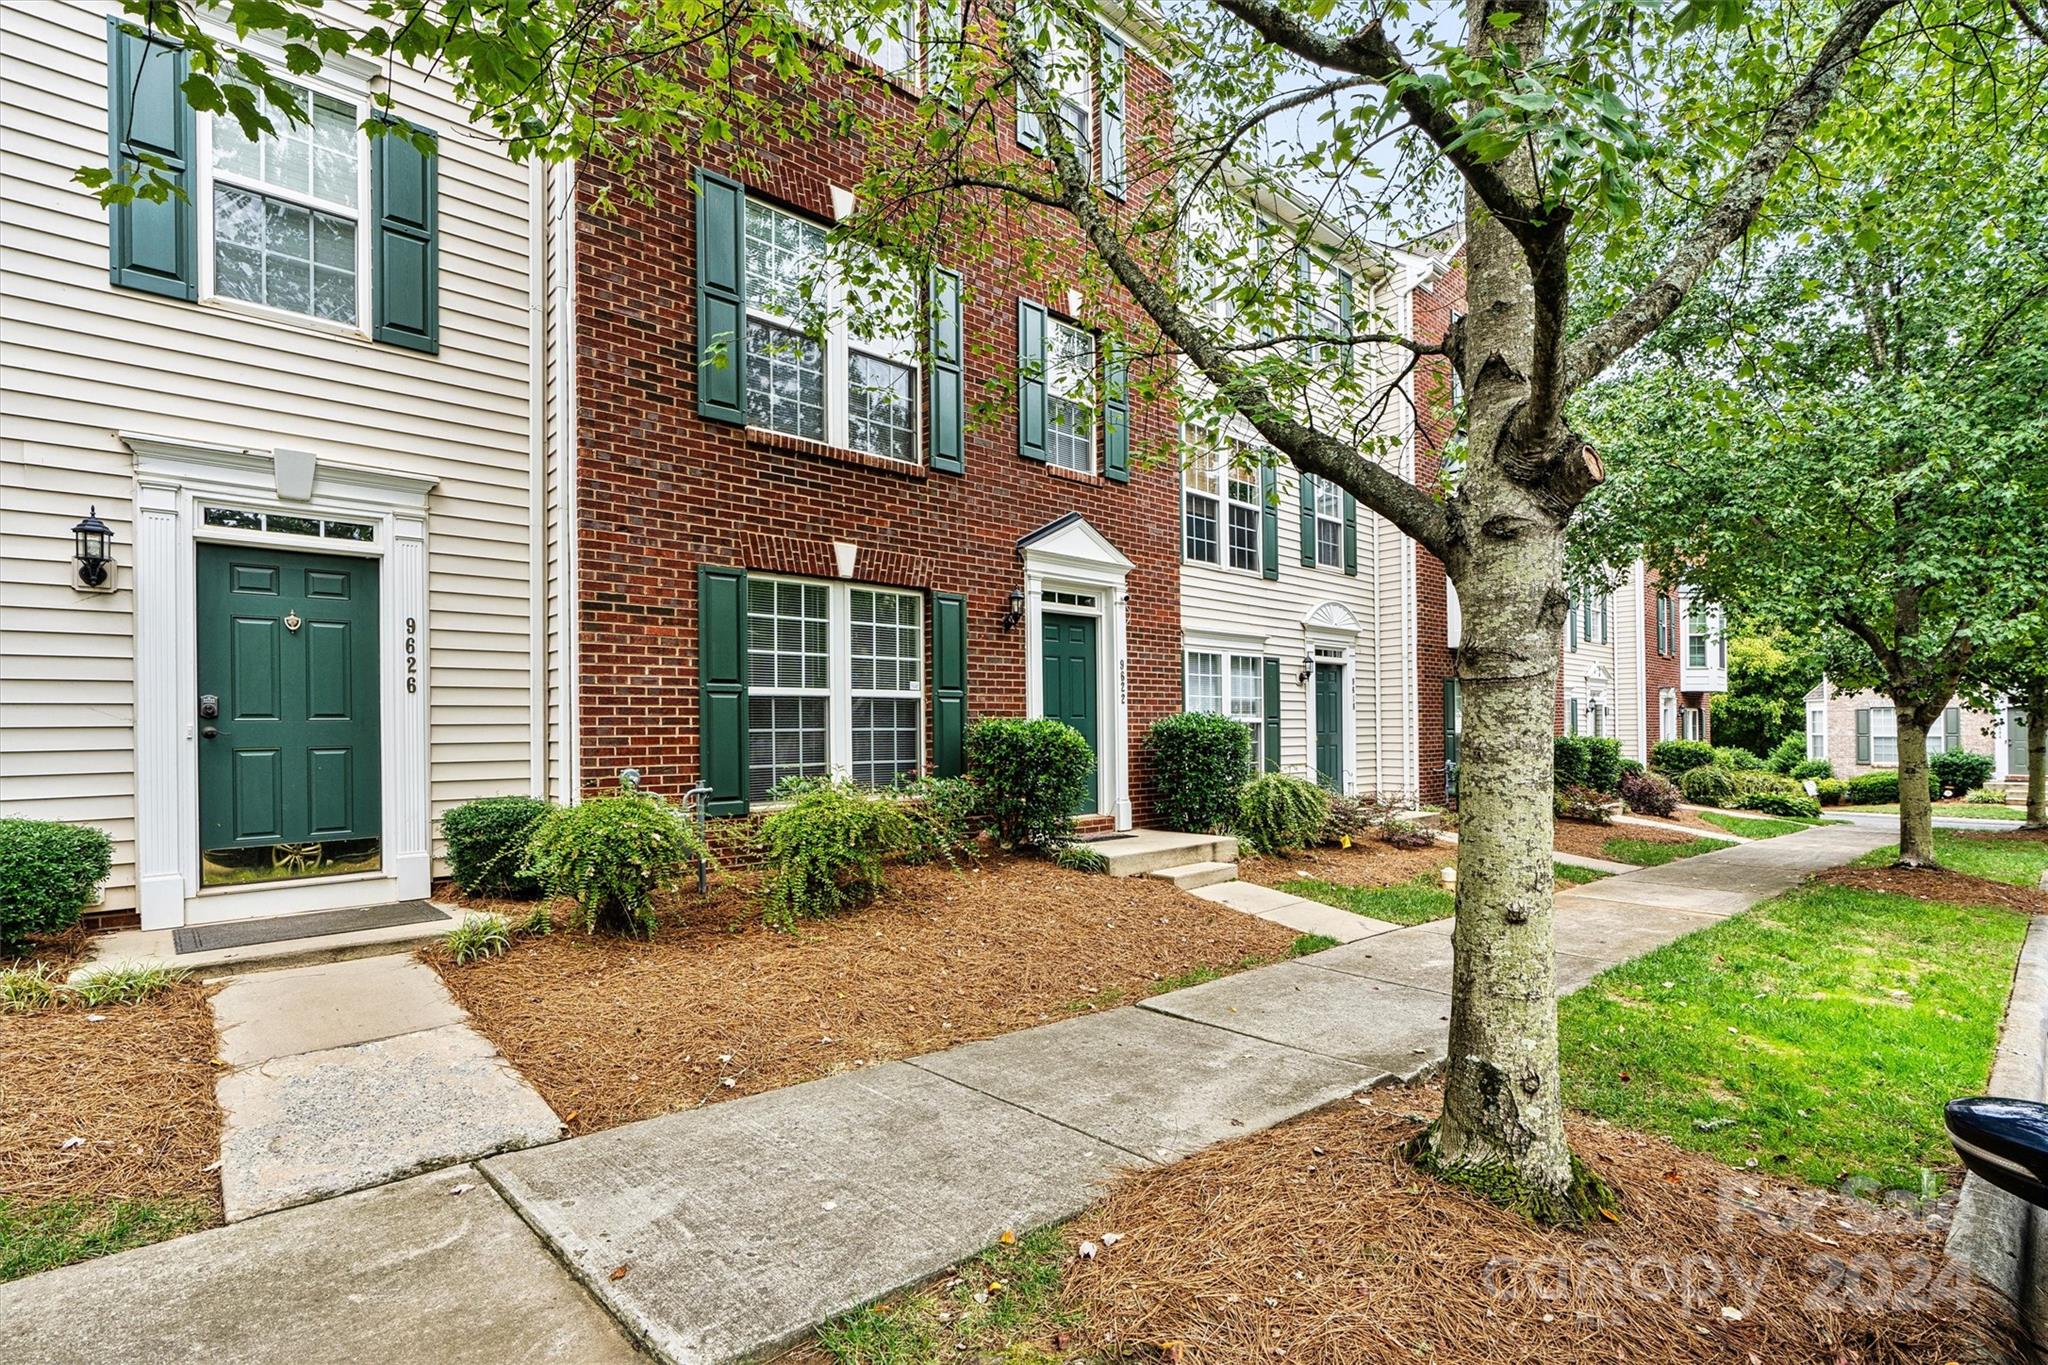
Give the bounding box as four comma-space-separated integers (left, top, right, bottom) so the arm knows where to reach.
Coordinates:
198, 294, 374, 347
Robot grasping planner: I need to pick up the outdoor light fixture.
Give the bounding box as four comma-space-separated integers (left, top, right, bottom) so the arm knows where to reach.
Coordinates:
1002, 587, 1026, 631
71, 507, 113, 589
1297, 643, 1315, 686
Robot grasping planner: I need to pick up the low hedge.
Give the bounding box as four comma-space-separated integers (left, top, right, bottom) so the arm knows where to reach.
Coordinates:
1650, 740, 1716, 775
1738, 789, 1822, 819
1931, 748, 1995, 795
1765, 735, 1807, 774
442, 796, 553, 898
1554, 736, 1590, 789
1814, 778, 1847, 806
1790, 759, 1834, 781
1678, 764, 1736, 807
966, 718, 1095, 850
0, 819, 113, 952
1145, 712, 1252, 834
1842, 771, 1941, 805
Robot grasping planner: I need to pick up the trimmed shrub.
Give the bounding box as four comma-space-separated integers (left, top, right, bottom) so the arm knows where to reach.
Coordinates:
1790, 759, 1833, 781
1583, 738, 1624, 794
441, 796, 552, 899
1554, 784, 1614, 825
756, 779, 913, 930
1618, 757, 1646, 782
1739, 789, 1822, 819
1714, 745, 1766, 771
523, 790, 715, 936
966, 718, 1095, 851
1145, 712, 1253, 833
1236, 773, 1332, 856
1052, 844, 1109, 874
1553, 735, 1591, 789
0, 819, 112, 953
1931, 748, 1995, 796
1841, 771, 1939, 805
1814, 778, 1847, 806
894, 775, 980, 866
1678, 764, 1737, 808
1731, 769, 1801, 797
1650, 740, 1716, 776
1619, 768, 1681, 818
443, 913, 512, 964
1765, 734, 1807, 774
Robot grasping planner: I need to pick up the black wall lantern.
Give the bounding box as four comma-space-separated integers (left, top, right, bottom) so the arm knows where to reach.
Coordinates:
72, 507, 113, 589
1001, 587, 1026, 631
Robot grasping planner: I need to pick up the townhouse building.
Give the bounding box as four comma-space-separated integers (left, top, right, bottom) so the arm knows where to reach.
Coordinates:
0, 1, 558, 930
1802, 681, 2025, 783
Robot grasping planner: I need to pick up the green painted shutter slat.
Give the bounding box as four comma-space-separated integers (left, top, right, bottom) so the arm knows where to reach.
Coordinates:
1856, 708, 1871, 764
371, 120, 439, 352
1100, 26, 1126, 198
695, 169, 749, 424
1567, 592, 1578, 651
105, 20, 195, 299
698, 566, 750, 816
1443, 678, 1460, 797
1102, 343, 1129, 482
932, 593, 969, 776
1342, 493, 1357, 575
1337, 270, 1355, 373
928, 266, 965, 474
1567, 697, 1579, 736
1259, 466, 1278, 580
1298, 474, 1316, 567
1017, 298, 1048, 460
1262, 657, 1281, 772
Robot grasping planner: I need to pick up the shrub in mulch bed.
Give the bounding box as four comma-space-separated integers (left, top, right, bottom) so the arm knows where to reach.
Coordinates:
1051, 1087, 2017, 1364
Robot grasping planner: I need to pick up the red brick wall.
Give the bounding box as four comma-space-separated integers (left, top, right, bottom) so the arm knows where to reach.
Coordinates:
1410, 249, 1462, 805
571, 48, 1182, 825
1641, 568, 1712, 747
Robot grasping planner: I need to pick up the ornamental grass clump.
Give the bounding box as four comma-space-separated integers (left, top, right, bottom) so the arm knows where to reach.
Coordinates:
443, 913, 512, 964
523, 788, 714, 937
756, 778, 914, 930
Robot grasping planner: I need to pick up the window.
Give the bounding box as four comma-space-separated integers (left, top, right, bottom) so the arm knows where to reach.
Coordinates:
1185, 651, 1223, 713
1226, 462, 1261, 572
1186, 650, 1265, 768
1867, 707, 1897, 766
747, 577, 924, 801
1046, 317, 1096, 472
743, 198, 920, 461
1022, 10, 1094, 179
1684, 707, 1706, 741
794, 0, 962, 90
1927, 705, 1961, 756
1228, 656, 1264, 742
1806, 703, 1827, 761
205, 78, 365, 325
1182, 446, 1261, 572
1312, 477, 1343, 568
1686, 602, 1711, 668
202, 506, 376, 542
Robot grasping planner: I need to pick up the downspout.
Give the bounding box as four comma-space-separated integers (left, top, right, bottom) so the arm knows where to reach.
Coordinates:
527, 157, 548, 798
1630, 561, 1647, 761
555, 164, 581, 804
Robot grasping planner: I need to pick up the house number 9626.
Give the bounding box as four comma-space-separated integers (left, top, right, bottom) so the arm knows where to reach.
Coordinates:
405, 617, 419, 694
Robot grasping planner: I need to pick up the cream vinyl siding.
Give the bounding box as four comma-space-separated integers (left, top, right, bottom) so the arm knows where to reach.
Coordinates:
1559, 564, 1648, 760
0, 0, 543, 910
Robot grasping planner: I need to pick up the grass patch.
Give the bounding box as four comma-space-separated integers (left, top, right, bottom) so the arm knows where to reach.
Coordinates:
1695, 811, 1815, 840
1851, 801, 2029, 821
0, 1196, 213, 1282
1288, 933, 1340, 956
1551, 862, 1612, 885
1560, 882, 2027, 1195
1852, 829, 2048, 886
1280, 872, 1452, 925
1601, 835, 1735, 866
1149, 955, 1266, 995
810, 1224, 1075, 1364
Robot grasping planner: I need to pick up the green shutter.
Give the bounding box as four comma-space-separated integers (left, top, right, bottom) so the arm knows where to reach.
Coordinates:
698, 567, 750, 816
105, 19, 195, 300
1262, 657, 1281, 772
1656, 596, 1668, 656
371, 119, 439, 353
1102, 343, 1129, 482
1566, 697, 1579, 736
695, 169, 749, 424
1443, 678, 1460, 797
932, 592, 968, 777
1017, 298, 1048, 460
1337, 270, 1355, 373
1567, 592, 1578, 651
928, 266, 965, 474
1856, 708, 1871, 764
1342, 493, 1357, 575
1298, 473, 1316, 567
1100, 26, 1126, 198
1259, 466, 1278, 580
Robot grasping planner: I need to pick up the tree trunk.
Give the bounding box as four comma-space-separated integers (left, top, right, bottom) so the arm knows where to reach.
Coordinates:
2025, 681, 2046, 831
1894, 704, 1938, 867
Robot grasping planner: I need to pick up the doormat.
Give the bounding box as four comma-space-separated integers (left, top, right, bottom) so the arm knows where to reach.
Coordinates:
172, 900, 448, 954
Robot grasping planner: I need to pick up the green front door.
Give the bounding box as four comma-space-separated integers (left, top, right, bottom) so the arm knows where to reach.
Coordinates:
197, 544, 382, 885
1041, 612, 1098, 815
1314, 662, 1343, 790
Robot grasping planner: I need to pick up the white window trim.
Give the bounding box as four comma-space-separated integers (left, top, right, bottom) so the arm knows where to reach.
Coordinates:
194, 66, 375, 338
1182, 445, 1262, 573
1661, 688, 1679, 744
1022, 516, 1133, 828
1868, 707, 1899, 766
1806, 702, 1828, 762
746, 574, 925, 795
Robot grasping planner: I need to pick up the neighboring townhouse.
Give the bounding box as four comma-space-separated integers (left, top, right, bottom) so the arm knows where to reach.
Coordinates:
562, 5, 1181, 831
1802, 681, 2022, 782
0, 1, 555, 929
1645, 576, 1721, 748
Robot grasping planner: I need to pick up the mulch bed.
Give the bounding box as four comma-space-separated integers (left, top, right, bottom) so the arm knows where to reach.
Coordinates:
1816, 865, 2048, 916
0, 984, 222, 1213
3, 923, 96, 975
1237, 840, 1455, 892
1050, 1084, 2016, 1364
427, 857, 1297, 1134
1553, 818, 1695, 863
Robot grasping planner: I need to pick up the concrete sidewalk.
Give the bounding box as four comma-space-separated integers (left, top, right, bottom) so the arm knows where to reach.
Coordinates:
1, 822, 1892, 1365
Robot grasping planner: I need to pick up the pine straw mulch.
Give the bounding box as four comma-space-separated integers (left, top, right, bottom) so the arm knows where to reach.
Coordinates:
1236, 839, 1456, 893
3, 922, 97, 975
1552, 817, 1698, 863
0, 983, 223, 1212
1815, 864, 2048, 916
426, 857, 1298, 1134
1039, 1086, 2018, 1364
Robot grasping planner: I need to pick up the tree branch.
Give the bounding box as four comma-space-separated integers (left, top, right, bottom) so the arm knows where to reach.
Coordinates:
1563, 0, 1908, 393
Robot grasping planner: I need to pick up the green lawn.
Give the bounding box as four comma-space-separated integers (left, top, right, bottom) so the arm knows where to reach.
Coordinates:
1854, 829, 2048, 886
1602, 835, 1735, 866
1560, 882, 2028, 1194
1695, 811, 1817, 840
812, 1223, 1074, 1363
1848, 802, 2029, 821
1553, 862, 1614, 885
0, 1197, 213, 1283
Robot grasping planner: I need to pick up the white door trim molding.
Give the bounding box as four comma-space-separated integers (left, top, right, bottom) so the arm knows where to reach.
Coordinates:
1019, 514, 1134, 831
125, 433, 438, 929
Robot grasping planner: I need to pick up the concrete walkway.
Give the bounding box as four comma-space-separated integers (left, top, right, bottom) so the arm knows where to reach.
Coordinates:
3, 822, 1892, 1365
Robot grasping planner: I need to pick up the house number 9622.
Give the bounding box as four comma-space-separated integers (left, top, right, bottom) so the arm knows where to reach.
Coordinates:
405, 617, 419, 694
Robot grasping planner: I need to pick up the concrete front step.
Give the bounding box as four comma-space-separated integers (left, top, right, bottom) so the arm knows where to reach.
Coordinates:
1145, 860, 1238, 890
1091, 828, 1238, 878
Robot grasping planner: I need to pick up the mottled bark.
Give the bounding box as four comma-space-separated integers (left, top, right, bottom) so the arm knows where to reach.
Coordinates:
1894, 707, 1938, 867
2025, 682, 2047, 830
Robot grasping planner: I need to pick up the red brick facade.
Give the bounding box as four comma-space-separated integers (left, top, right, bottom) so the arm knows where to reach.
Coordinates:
570, 45, 1181, 825
1642, 568, 1712, 748
1410, 246, 1462, 805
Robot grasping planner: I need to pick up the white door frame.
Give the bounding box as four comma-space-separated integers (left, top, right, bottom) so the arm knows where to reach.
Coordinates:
127, 434, 437, 928
1020, 515, 1134, 830
1302, 600, 1362, 795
